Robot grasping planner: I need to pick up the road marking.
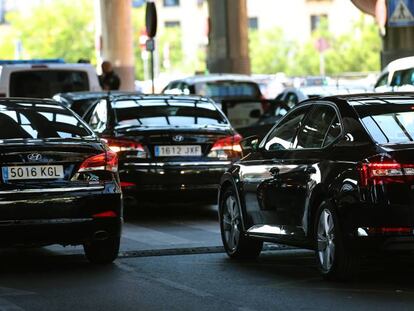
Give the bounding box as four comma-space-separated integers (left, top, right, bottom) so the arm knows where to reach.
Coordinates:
0, 287, 35, 297
117, 262, 214, 299
171, 221, 220, 234
0, 298, 25, 311
122, 223, 192, 245
155, 278, 213, 298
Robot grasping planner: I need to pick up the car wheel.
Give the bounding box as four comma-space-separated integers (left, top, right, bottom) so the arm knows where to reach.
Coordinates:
84, 236, 120, 265
315, 201, 359, 280
219, 188, 263, 259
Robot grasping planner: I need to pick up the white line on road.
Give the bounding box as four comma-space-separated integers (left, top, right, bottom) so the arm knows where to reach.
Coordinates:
0, 287, 36, 297
154, 278, 213, 298
0, 298, 25, 311
122, 223, 193, 245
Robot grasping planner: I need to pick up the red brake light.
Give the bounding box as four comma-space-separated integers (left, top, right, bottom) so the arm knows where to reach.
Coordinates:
368, 227, 412, 235
92, 211, 117, 218
104, 138, 147, 158
208, 134, 242, 159
358, 160, 414, 187
78, 151, 118, 173
120, 181, 136, 188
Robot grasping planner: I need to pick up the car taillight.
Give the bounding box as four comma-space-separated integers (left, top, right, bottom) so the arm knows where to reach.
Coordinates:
208, 134, 242, 159
0, 93, 5, 97
104, 138, 147, 158
358, 161, 414, 187
78, 151, 118, 173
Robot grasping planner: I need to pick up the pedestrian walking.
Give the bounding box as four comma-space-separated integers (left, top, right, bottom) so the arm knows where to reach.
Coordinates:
99, 61, 121, 90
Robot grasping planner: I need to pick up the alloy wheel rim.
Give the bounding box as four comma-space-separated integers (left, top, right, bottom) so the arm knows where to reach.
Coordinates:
317, 209, 335, 271
222, 194, 240, 252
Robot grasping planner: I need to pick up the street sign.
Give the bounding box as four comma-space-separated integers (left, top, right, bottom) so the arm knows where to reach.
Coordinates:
388, 0, 414, 27
146, 38, 155, 52
145, 2, 157, 38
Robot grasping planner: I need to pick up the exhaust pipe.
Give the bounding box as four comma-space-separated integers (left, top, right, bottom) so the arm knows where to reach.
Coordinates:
93, 230, 109, 241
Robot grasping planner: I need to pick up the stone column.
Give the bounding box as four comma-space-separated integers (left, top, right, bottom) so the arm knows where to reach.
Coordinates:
207, 0, 250, 74
98, 0, 135, 91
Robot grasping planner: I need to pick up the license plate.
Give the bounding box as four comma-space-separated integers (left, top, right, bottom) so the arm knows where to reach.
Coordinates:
2, 165, 64, 181
154, 145, 202, 157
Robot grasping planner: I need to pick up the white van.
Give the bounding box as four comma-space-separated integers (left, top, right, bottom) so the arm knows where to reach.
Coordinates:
374, 56, 414, 92
0, 60, 101, 98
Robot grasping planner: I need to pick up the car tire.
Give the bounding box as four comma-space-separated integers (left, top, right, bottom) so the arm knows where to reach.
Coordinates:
314, 201, 359, 280
84, 236, 120, 265
219, 187, 263, 259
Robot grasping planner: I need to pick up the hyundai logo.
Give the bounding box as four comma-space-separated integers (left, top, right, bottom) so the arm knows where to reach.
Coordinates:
27, 153, 42, 161
172, 135, 184, 142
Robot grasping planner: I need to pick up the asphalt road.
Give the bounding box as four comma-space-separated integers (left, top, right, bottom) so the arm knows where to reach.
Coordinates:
0, 203, 414, 311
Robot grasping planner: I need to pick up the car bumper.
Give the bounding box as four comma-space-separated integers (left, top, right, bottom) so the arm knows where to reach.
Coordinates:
0, 184, 122, 246
340, 203, 414, 251
119, 161, 230, 200
0, 217, 122, 247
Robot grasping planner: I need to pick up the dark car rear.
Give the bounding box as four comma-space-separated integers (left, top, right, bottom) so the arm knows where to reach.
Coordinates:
217, 93, 414, 280
0, 98, 122, 264
83, 95, 242, 204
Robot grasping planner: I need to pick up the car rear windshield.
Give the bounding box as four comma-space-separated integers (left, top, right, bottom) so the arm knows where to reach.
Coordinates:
113, 99, 228, 128
10, 70, 89, 98
197, 81, 260, 98
0, 102, 93, 139
354, 103, 414, 144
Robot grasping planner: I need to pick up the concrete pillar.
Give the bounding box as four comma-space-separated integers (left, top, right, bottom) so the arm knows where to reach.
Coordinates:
382, 26, 414, 68
207, 0, 250, 74
97, 0, 135, 91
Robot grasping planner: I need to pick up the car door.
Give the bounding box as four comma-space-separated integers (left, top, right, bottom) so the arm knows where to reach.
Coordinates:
241, 105, 310, 232
260, 103, 342, 238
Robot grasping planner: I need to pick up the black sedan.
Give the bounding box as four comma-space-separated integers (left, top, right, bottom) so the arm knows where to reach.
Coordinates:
82, 94, 242, 204
218, 93, 414, 280
0, 98, 122, 264
53, 91, 141, 117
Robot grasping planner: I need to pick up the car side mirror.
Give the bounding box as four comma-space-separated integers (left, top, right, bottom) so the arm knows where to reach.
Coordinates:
240, 135, 259, 156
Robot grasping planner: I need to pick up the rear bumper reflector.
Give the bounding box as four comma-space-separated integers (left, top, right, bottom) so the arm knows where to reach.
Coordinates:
0, 186, 105, 195
124, 161, 232, 167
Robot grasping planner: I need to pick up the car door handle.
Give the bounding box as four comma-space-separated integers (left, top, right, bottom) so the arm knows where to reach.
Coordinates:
269, 167, 280, 177
304, 166, 316, 174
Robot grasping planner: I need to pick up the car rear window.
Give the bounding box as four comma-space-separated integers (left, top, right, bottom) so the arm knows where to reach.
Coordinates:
10, 70, 89, 98
354, 104, 414, 144
0, 102, 93, 139
113, 99, 228, 128
197, 82, 260, 98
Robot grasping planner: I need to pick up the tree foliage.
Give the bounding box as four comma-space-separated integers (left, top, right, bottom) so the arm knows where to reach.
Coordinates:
4, 0, 95, 63
249, 15, 381, 76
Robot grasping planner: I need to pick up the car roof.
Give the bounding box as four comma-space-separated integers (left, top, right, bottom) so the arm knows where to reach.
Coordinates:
106, 94, 214, 102
0, 97, 63, 108
54, 91, 142, 101
300, 92, 414, 106
383, 56, 414, 72
168, 74, 258, 85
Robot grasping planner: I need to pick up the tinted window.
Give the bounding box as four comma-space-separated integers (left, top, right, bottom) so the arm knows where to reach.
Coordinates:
355, 104, 414, 144
391, 68, 414, 86
89, 99, 108, 133
264, 106, 309, 151
197, 82, 260, 98
323, 116, 341, 147
295, 105, 339, 149
113, 99, 227, 128
0, 102, 92, 139
375, 73, 388, 87
10, 70, 89, 98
